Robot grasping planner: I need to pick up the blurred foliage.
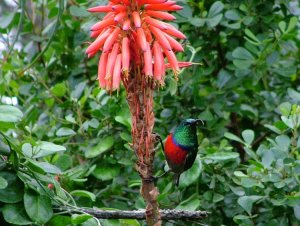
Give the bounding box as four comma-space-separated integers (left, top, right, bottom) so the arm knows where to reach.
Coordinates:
0, 0, 300, 225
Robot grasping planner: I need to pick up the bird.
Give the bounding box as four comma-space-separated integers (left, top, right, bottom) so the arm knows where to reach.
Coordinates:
157, 118, 202, 186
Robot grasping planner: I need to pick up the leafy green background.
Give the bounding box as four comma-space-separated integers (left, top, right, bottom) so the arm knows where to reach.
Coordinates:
0, 0, 300, 225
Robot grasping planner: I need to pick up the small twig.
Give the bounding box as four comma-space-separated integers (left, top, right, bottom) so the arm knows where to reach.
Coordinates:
252, 131, 271, 149
55, 207, 209, 220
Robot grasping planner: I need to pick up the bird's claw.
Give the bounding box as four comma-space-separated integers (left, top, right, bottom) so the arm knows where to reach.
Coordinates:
142, 176, 157, 183
152, 132, 162, 142
152, 132, 165, 152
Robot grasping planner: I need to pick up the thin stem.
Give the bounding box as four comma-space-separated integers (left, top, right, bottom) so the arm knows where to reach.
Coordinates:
0, 132, 13, 155
2, 0, 25, 64
180, 45, 202, 75
18, 0, 64, 76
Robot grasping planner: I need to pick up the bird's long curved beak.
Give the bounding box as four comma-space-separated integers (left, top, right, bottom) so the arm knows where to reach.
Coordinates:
195, 119, 204, 126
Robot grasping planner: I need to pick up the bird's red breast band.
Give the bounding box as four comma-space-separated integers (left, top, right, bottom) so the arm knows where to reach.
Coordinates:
165, 134, 187, 165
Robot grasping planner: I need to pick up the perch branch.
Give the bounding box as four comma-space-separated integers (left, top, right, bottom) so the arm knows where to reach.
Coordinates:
55, 207, 209, 220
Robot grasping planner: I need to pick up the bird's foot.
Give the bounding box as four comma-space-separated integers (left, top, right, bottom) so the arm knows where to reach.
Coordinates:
152, 132, 164, 152
142, 176, 157, 183
152, 132, 162, 142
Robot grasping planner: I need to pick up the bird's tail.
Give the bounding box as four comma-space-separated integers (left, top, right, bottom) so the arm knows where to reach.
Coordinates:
175, 174, 180, 187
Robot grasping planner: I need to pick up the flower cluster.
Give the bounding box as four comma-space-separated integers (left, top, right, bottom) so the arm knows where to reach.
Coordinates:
86, 0, 191, 91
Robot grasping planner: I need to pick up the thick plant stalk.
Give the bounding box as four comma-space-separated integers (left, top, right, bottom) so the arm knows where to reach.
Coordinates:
124, 68, 160, 225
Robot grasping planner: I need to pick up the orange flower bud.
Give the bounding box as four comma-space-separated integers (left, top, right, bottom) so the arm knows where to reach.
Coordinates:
98, 53, 108, 88
148, 25, 171, 51
137, 28, 147, 52
91, 17, 115, 31
132, 11, 142, 28
145, 10, 176, 21
145, 17, 168, 30
113, 54, 122, 90
122, 36, 130, 74
144, 43, 153, 76
103, 27, 121, 52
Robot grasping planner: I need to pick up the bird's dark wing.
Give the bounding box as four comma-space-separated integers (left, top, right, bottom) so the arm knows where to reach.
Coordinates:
183, 146, 198, 171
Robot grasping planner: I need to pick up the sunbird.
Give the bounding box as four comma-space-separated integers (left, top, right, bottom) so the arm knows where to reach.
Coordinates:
156, 119, 203, 186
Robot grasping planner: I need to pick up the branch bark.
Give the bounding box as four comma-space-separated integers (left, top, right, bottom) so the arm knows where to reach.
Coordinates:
55, 207, 209, 221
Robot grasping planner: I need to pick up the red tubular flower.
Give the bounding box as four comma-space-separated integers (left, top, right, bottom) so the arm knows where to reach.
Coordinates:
87, 0, 191, 91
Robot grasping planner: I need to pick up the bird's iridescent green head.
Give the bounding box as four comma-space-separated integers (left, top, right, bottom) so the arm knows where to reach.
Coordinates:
173, 118, 203, 148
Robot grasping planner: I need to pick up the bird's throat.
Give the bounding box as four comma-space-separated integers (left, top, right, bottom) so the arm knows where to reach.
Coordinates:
173, 125, 197, 149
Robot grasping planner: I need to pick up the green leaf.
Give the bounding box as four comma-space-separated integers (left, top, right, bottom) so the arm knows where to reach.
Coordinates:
0, 105, 23, 122
244, 147, 258, 160
85, 136, 114, 158
232, 47, 254, 60
213, 193, 224, 203
0, 171, 24, 203
208, 1, 224, 18
238, 196, 262, 215
225, 9, 241, 21
288, 88, 300, 102
224, 132, 244, 143
71, 214, 93, 224
245, 28, 260, 43
279, 21, 286, 33
233, 215, 253, 225
232, 47, 254, 69
0, 176, 8, 189
24, 190, 53, 224
48, 215, 72, 226
38, 141, 66, 155
56, 127, 76, 137
92, 165, 120, 181
294, 206, 300, 220
281, 116, 294, 128
262, 149, 274, 168
206, 152, 239, 161
230, 186, 245, 196
286, 17, 298, 33
286, 195, 300, 207
179, 156, 202, 187
70, 190, 96, 201
190, 17, 205, 27
3, 203, 33, 225
22, 142, 66, 158
241, 177, 263, 188
70, 6, 90, 17
55, 154, 72, 171
275, 135, 290, 152
176, 194, 200, 211
241, 129, 255, 145
81, 218, 99, 226
51, 82, 67, 97
120, 219, 140, 226
279, 102, 292, 116
31, 161, 62, 174
115, 116, 131, 128
26, 159, 46, 174
0, 12, 15, 29
234, 171, 248, 177
169, 78, 178, 95
207, 14, 223, 27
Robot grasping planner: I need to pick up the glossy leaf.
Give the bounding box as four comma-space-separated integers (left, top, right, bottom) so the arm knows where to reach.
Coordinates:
24, 190, 53, 224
